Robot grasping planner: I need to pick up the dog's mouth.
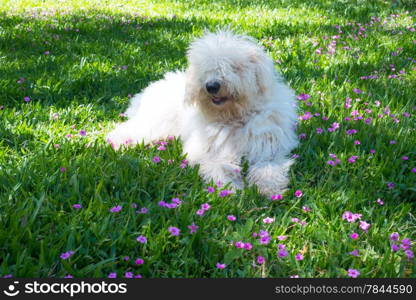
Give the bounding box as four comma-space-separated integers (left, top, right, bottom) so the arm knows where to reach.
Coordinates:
211, 96, 228, 105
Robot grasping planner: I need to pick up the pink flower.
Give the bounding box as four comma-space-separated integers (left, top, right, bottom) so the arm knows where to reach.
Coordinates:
108, 272, 117, 278
270, 194, 283, 201
201, 203, 211, 211
350, 233, 359, 240
359, 221, 371, 231
235, 241, 245, 248
168, 226, 180, 236
196, 209, 205, 216
376, 199, 384, 205
72, 204, 82, 209
342, 211, 361, 223
294, 190, 303, 198
263, 217, 275, 224
316, 127, 324, 134
347, 268, 360, 278
302, 206, 311, 212
256, 256, 265, 265
124, 272, 133, 278
136, 235, 147, 244
152, 156, 161, 163
349, 249, 359, 256
244, 243, 253, 250
79, 130, 87, 136
135, 258, 144, 265
188, 223, 198, 234
216, 262, 226, 269
277, 235, 287, 241
227, 215, 236, 221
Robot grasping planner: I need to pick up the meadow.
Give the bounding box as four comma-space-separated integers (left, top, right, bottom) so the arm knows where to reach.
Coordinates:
0, 0, 415, 278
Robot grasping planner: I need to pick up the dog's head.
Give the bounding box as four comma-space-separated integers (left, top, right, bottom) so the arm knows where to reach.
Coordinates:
185, 30, 276, 122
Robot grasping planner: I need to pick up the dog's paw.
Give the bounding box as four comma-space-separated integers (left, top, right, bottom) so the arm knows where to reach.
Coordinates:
106, 127, 136, 150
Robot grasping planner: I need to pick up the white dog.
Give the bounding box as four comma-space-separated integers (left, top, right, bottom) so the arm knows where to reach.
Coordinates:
107, 31, 298, 196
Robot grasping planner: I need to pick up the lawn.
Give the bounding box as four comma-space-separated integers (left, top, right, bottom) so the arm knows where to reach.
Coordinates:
0, 0, 415, 278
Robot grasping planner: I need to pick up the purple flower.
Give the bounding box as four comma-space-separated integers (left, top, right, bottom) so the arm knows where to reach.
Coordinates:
227, 215, 236, 221
72, 204, 82, 209
353, 88, 362, 94
297, 93, 311, 100
168, 226, 180, 236
387, 182, 395, 189
347, 268, 360, 278
60, 251, 75, 260
125, 272, 134, 278
401, 238, 412, 250
64, 275, 73, 278
216, 262, 226, 269
152, 156, 161, 163
207, 186, 215, 193
389, 232, 399, 242
109, 205, 122, 213
277, 235, 287, 241
138, 207, 148, 214
263, 217, 275, 224
79, 130, 87, 136
295, 253, 304, 261
136, 235, 147, 244
391, 244, 400, 252
404, 250, 414, 260
259, 235, 271, 245
172, 198, 181, 205
219, 190, 233, 197
24, 96, 31, 102
349, 249, 359, 256
278, 249, 288, 258
376, 199, 384, 206
135, 258, 144, 265
108, 272, 117, 278
123, 256, 130, 261
188, 223, 198, 234
302, 206, 311, 212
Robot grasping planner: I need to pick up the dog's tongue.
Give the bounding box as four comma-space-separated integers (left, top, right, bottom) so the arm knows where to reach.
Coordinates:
212, 97, 225, 105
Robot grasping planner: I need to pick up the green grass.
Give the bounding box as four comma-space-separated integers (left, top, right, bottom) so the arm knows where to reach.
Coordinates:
0, 0, 415, 278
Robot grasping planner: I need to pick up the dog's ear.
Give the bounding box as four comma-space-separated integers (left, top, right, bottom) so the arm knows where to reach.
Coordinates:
249, 51, 274, 96
184, 68, 197, 106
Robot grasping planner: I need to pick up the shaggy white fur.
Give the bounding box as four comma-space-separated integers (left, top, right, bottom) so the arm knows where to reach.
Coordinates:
107, 31, 298, 196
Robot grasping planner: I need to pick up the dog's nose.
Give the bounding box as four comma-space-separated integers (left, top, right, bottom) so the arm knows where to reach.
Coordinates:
206, 81, 221, 94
